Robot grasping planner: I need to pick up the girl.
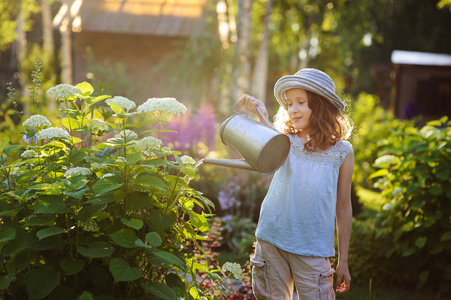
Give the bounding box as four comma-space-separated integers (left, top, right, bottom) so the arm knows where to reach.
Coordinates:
238, 68, 353, 300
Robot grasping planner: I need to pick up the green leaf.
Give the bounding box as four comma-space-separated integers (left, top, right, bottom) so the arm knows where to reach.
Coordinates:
126, 151, 142, 165
419, 270, 430, 286
402, 247, 416, 257
440, 231, 451, 242
109, 258, 143, 283
146, 232, 162, 247
415, 237, 427, 249
3, 145, 24, 155
0, 227, 16, 243
76, 81, 94, 96
77, 204, 106, 222
151, 250, 185, 268
33, 196, 66, 214
60, 258, 85, 275
93, 177, 123, 195
26, 265, 60, 300
87, 94, 110, 105
135, 173, 167, 189
109, 102, 125, 114
0, 136, 9, 153
374, 155, 400, 168
141, 158, 168, 168
85, 191, 117, 205
436, 168, 450, 180
368, 169, 389, 179
68, 136, 83, 144
121, 218, 143, 230
36, 227, 67, 240
429, 184, 443, 196
0, 274, 13, 289
78, 291, 94, 300
125, 191, 152, 211
62, 117, 80, 130
134, 239, 153, 249
426, 120, 442, 127
63, 187, 88, 200
141, 282, 177, 300
67, 150, 88, 164
165, 273, 185, 297
149, 209, 175, 231
189, 212, 209, 232
77, 241, 114, 258
109, 228, 137, 248
14, 251, 34, 271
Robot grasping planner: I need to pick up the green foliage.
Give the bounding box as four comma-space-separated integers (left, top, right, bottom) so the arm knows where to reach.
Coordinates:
0, 80, 243, 299
350, 93, 412, 190
0, 0, 38, 51
370, 116, 451, 294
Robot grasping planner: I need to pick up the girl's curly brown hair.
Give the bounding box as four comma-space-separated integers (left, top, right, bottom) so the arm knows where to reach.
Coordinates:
273, 90, 353, 151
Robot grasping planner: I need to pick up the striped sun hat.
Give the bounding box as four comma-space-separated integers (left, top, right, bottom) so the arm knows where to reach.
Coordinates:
273, 68, 345, 112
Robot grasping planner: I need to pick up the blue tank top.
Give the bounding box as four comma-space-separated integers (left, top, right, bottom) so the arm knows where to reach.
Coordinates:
255, 134, 352, 257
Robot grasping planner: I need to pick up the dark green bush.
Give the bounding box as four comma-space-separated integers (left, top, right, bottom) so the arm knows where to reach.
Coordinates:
370, 116, 451, 294
350, 93, 411, 190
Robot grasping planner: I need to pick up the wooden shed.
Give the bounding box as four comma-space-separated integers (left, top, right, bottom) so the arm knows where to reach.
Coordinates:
391, 50, 451, 120
53, 0, 207, 103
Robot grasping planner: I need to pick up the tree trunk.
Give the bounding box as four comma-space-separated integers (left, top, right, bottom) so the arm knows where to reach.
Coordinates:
251, 0, 273, 103
60, 0, 73, 84
16, 9, 29, 114
41, 0, 54, 54
299, 25, 311, 70
236, 0, 252, 96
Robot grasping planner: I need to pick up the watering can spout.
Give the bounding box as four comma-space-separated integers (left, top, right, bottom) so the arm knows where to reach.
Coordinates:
201, 158, 256, 171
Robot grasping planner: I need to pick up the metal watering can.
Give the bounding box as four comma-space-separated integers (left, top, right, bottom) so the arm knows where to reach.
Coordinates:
201, 103, 290, 175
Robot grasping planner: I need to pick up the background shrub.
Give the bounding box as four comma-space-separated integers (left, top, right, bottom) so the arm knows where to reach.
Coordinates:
353, 116, 451, 296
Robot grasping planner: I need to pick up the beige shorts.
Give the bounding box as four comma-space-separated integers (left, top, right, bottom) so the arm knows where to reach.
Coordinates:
251, 239, 335, 300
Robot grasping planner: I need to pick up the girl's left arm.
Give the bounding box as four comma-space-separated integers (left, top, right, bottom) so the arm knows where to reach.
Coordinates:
335, 148, 354, 294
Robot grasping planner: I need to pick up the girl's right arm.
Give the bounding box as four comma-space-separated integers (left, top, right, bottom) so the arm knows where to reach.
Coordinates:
238, 94, 269, 125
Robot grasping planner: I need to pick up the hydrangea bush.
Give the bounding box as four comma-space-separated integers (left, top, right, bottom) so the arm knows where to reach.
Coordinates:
0, 82, 242, 299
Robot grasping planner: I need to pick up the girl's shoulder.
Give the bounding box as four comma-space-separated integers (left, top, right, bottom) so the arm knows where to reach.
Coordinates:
334, 140, 353, 163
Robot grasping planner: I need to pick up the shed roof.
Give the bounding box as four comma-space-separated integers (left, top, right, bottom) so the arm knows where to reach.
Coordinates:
53, 0, 207, 37
391, 50, 451, 67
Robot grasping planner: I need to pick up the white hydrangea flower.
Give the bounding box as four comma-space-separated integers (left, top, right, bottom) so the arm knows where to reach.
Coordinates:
64, 167, 92, 177
91, 163, 107, 172
87, 118, 109, 134
106, 96, 136, 112
137, 97, 187, 118
99, 173, 115, 179
180, 155, 196, 165
47, 84, 82, 102
23, 115, 52, 128
37, 127, 70, 140
222, 262, 244, 281
119, 129, 138, 141
21, 150, 38, 159
135, 136, 162, 150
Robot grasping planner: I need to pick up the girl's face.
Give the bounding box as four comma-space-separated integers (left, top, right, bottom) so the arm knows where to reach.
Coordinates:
285, 88, 312, 133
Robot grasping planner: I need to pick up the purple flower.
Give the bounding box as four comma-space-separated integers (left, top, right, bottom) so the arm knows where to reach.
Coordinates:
163, 106, 217, 154
23, 134, 38, 144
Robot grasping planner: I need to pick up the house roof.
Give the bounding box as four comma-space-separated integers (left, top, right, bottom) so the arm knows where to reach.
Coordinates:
391, 50, 451, 67
53, 0, 207, 37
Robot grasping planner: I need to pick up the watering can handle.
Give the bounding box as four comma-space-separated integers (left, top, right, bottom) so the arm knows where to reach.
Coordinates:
233, 102, 277, 131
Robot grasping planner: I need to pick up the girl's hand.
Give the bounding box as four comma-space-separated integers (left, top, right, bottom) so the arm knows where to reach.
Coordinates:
237, 94, 268, 121
335, 262, 351, 294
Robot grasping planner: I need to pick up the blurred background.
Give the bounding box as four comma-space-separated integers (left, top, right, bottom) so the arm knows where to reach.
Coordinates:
0, 1, 450, 299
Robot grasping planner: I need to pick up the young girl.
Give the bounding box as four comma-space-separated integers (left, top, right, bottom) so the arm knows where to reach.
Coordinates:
238, 68, 353, 300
